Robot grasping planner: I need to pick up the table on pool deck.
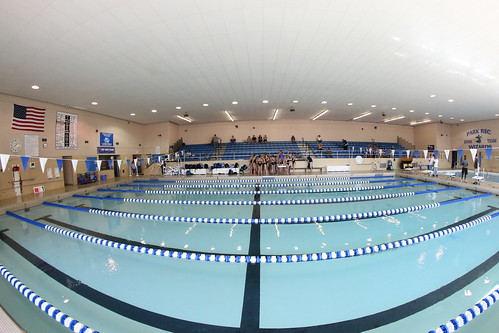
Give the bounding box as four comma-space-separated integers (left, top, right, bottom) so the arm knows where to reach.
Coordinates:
445, 172, 456, 179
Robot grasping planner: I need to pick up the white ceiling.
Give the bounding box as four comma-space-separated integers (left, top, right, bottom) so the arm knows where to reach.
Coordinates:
1, 0, 499, 126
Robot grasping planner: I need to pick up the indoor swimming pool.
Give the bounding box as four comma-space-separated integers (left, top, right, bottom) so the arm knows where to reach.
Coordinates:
0, 175, 497, 332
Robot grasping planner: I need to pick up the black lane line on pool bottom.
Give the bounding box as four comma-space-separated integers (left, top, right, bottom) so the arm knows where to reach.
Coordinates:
240, 185, 261, 332
0, 231, 240, 333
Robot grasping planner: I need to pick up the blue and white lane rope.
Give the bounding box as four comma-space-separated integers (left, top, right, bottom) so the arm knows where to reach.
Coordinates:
74, 187, 458, 206
118, 178, 411, 189
6, 211, 498, 264
99, 182, 435, 196
0, 264, 99, 333
43, 193, 490, 225
133, 175, 394, 184
428, 287, 499, 333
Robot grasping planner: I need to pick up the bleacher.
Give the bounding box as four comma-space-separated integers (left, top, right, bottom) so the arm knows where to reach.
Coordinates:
223, 141, 302, 160
309, 141, 407, 158
176, 141, 408, 161
178, 144, 216, 161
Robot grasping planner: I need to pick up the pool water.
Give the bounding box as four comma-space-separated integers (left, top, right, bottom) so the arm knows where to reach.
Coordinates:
0, 175, 497, 332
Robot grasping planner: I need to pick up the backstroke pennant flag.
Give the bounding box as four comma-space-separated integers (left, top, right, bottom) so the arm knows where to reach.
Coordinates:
11, 104, 46, 132
21, 156, 30, 171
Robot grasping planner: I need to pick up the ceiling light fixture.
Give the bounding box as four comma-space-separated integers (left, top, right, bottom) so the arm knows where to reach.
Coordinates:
384, 115, 405, 123
292, 100, 298, 103
321, 101, 327, 104
225, 110, 234, 122
203, 103, 208, 107
371, 105, 376, 108
176, 115, 192, 123
438, 114, 442, 117
130, 113, 135, 116
392, 107, 397, 110
352, 112, 372, 120
312, 109, 328, 120
262, 100, 269, 104
347, 103, 353, 106
448, 99, 454, 102
232, 101, 238, 105
272, 109, 279, 120
409, 109, 415, 112
176, 106, 182, 110
430, 94, 436, 98
91, 102, 98, 105
31, 85, 39, 89
151, 109, 157, 113
410, 119, 431, 126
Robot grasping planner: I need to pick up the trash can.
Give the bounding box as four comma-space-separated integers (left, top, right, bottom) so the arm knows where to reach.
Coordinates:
100, 175, 107, 181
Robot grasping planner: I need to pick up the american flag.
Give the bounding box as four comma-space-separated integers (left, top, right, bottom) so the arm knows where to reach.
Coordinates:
11, 104, 46, 132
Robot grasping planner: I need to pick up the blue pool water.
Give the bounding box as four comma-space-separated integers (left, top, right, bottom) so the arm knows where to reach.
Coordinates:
0, 175, 497, 332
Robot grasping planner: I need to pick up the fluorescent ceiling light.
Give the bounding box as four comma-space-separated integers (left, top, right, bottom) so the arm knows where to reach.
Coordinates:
151, 109, 157, 113
272, 109, 279, 120
232, 101, 238, 105
262, 100, 269, 104
409, 110, 415, 112
353, 112, 372, 120
203, 103, 208, 107
371, 105, 376, 108
292, 100, 298, 103
31, 85, 39, 89
347, 103, 353, 106
384, 115, 405, 123
410, 119, 431, 126
448, 99, 454, 102
312, 109, 328, 120
130, 113, 135, 116
91, 101, 98, 105
176, 115, 192, 122
225, 110, 234, 122
176, 106, 182, 110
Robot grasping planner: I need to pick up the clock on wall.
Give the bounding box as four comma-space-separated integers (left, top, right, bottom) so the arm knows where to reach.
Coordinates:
9, 138, 22, 153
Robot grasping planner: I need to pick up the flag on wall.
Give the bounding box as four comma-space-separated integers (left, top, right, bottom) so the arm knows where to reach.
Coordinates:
11, 104, 46, 132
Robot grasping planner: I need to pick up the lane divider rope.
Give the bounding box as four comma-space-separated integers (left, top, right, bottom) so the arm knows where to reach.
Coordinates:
5, 210, 497, 264
74, 187, 458, 206
428, 288, 499, 333
118, 178, 412, 189
98, 182, 436, 196
0, 264, 99, 333
134, 175, 394, 184
43, 193, 490, 224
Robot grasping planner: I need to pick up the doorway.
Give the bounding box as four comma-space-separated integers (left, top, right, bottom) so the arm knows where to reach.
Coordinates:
62, 156, 74, 185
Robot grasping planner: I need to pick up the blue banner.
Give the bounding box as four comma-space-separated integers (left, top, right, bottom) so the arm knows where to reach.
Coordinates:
100, 132, 114, 146
97, 147, 115, 154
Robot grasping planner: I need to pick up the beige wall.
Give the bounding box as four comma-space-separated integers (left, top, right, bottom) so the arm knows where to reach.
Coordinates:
2, 92, 499, 201
179, 119, 415, 145
414, 123, 452, 150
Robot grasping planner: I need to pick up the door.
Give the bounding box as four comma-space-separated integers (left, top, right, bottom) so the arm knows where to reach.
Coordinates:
62, 156, 74, 185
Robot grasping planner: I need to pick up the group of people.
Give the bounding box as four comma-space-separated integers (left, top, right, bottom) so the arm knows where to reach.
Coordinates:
246, 134, 268, 143
248, 151, 297, 176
